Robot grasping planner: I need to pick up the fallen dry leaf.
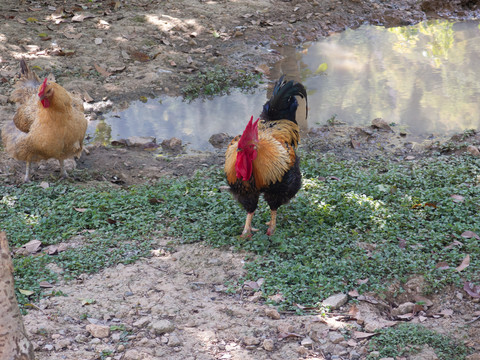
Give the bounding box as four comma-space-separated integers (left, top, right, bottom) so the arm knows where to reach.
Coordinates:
348, 289, 359, 297
353, 331, 376, 339
23, 239, 42, 254
357, 295, 378, 304
435, 261, 450, 270
396, 313, 414, 320
438, 309, 453, 317
444, 240, 464, 250
130, 50, 150, 62
456, 254, 470, 272
461, 231, 480, 240
451, 194, 465, 203
348, 304, 359, 318
39, 281, 53, 288
278, 332, 302, 340
94, 63, 112, 77
74, 208, 87, 213
64, 32, 83, 39
39, 181, 49, 189
464, 281, 480, 298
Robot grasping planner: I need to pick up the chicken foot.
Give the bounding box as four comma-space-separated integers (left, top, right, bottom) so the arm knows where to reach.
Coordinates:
266, 210, 277, 236
241, 212, 259, 237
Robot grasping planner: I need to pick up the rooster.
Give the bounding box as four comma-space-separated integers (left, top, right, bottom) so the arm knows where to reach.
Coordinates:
225, 76, 307, 236
1, 59, 87, 182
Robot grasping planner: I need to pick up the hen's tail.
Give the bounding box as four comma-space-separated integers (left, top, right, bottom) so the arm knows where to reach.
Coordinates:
260, 75, 308, 124
9, 59, 41, 104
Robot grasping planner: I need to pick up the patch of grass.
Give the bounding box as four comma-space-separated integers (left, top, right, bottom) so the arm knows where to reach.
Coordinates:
132, 15, 146, 23
2, 153, 480, 314
182, 66, 262, 100
367, 323, 472, 359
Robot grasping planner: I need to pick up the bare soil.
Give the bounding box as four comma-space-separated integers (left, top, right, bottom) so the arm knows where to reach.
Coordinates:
1, 0, 480, 359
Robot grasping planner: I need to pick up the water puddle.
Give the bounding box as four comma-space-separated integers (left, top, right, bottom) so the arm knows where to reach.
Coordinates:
89, 20, 480, 150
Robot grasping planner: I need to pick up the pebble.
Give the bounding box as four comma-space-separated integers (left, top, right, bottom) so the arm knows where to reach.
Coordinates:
44, 344, 54, 351
391, 302, 415, 316
151, 319, 175, 335
243, 336, 260, 346
133, 317, 151, 328
263, 339, 274, 351
328, 331, 344, 344
86, 324, 110, 338
296, 345, 308, 355
467, 145, 480, 157
265, 308, 281, 320
124, 349, 141, 360
168, 333, 183, 347
54, 338, 71, 350
322, 293, 348, 309
301, 336, 314, 348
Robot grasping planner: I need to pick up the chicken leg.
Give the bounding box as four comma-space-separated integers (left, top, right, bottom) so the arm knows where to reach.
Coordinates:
59, 159, 68, 178
266, 210, 277, 236
23, 161, 31, 183
241, 212, 259, 237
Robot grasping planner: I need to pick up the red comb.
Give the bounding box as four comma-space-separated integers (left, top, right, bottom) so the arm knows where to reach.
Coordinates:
38, 77, 48, 96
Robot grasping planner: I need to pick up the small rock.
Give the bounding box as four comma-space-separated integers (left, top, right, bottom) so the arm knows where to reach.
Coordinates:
126, 136, 156, 147
209, 133, 232, 148
86, 324, 110, 338
151, 319, 175, 335
263, 339, 274, 351
322, 293, 348, 309
370, 351, 380, 358
301, 336, 314, 348
296, 345, 308, 355
391, 302, 415, 316
371, 118, 392, 131
467, 145, 480, 157
111, 332, 121, 342
161, 137, 182, 152
133, 317, 150, 328
74, 334, 88, 343
243, 336, 260, 346
265, 308, 281, 320
54, 338, 71, 350
328, 331, 344, 344
95, 38, 103, 45
117, 344, 125, 352
124, 349, 141, 360
44, 344, 54, 351
168, 333, 182, 347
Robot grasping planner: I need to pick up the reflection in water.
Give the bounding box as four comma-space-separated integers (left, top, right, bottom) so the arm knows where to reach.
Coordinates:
297, 20, 480, 135
88, 92, 267, 150
89, 20, 480, 150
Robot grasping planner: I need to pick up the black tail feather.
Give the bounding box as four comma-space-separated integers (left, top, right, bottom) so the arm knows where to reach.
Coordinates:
260, 76, 307, 123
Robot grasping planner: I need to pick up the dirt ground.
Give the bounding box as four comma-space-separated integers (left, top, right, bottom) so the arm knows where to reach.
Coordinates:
1, 0, 480, 359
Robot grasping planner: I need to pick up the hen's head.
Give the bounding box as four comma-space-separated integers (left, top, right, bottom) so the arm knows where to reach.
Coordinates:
38, 78, 53, 108
235, 116, 259, 181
